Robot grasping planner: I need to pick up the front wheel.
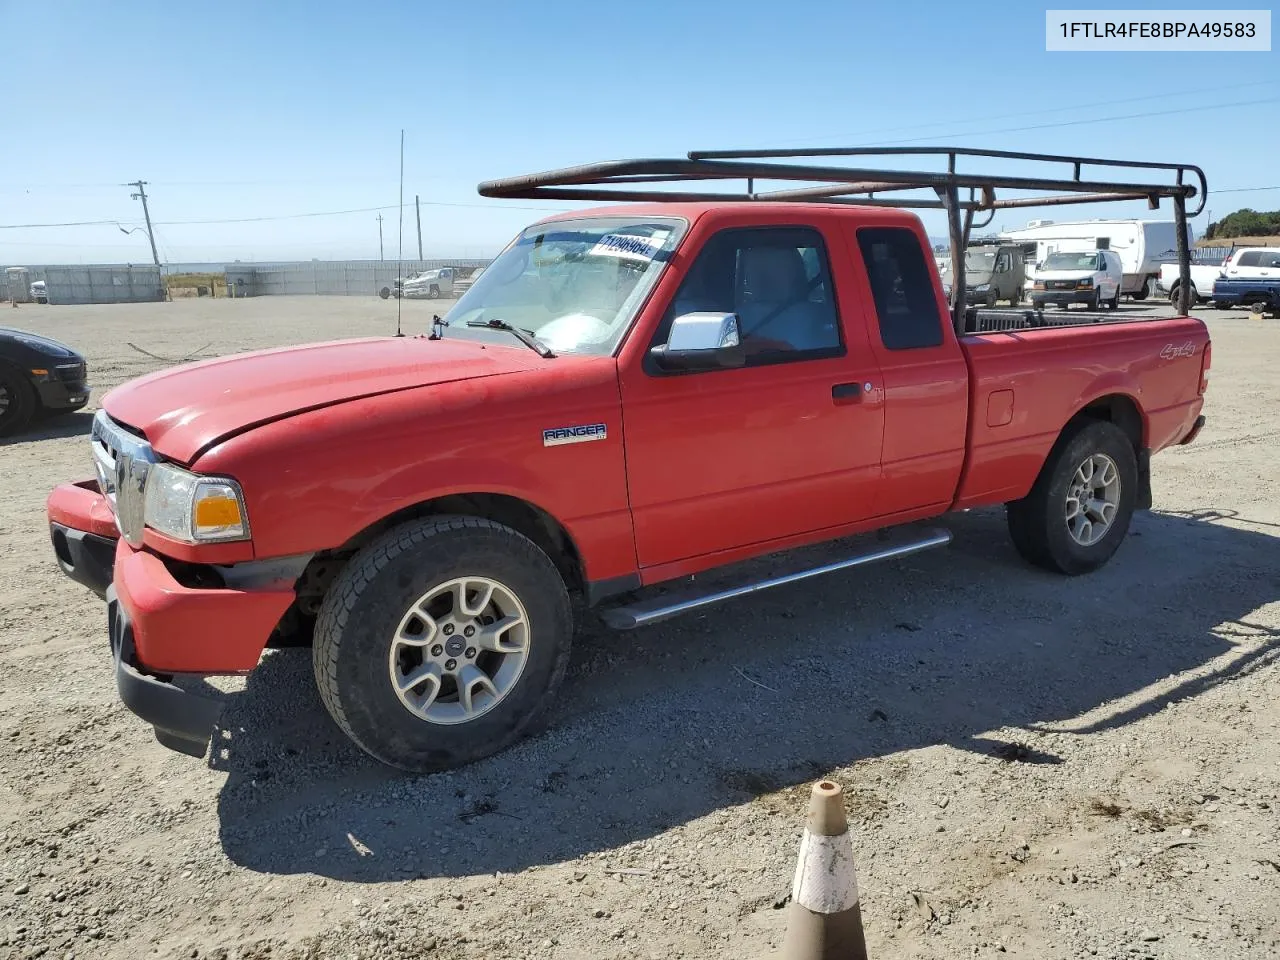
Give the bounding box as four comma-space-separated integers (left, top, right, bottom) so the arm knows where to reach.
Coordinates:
313, 516, 573, 772
0, 365, 37, 437
428, 284, 441, 299
1006, 419, 1138, 575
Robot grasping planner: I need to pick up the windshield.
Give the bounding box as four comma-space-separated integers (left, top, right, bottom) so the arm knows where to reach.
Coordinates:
442, 216, 686, 355
941, 250, 997, 275
1043, 252, 1100, 271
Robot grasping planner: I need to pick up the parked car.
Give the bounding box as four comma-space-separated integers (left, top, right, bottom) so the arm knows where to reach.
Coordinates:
399, 266, 457, 299
940, 242, 1025, 306
0, 327, 91, 436
1157, 260, 1225, 305
1030, 249, 1125, 310
1209, 275, 1280, 314
1003, 218, 1190, 300
1221, 246, 1280, 281
30, 280, 48, 304
47, 194, 1209, 772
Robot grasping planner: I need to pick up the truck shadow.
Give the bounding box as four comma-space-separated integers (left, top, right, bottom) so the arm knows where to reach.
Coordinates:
211, 506, 1280, 882
0, 410, 94, 446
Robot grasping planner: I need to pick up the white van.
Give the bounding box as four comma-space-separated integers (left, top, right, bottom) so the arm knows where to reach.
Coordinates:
1030, 249, 1124, 310
1002, 218, 1191, 300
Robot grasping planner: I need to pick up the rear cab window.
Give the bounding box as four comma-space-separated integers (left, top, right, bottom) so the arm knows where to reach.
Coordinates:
855, 226, 945, 350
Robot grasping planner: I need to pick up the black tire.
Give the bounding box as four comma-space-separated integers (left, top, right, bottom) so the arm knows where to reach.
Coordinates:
428, 284, 440, 299
1107, 288, 1120, 311
1131, 278, 1150, 301
1008, 287, 1021, 306
1087, 291, 1100, 311
985, 289, 998, 308
1213, 301, 1232, 311
1005, 419, 1138, 576
313, 516, 573, 772
0, 364, 37, 437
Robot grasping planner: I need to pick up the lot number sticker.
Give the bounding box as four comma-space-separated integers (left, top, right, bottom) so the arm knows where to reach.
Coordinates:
588, 232, 668, 262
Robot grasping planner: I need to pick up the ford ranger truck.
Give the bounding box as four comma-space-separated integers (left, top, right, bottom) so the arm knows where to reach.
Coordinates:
46, 202, 1210, 772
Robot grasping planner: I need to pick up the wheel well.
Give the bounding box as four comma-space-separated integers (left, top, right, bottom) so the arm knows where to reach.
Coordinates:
301, 493, 582, 605
1072, 394, 1143, 453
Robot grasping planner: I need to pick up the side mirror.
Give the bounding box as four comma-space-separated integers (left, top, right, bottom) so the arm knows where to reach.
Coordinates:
649, 312, 745, 371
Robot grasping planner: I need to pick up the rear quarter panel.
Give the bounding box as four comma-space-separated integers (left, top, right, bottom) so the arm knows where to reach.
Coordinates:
956, 316, 1208, 508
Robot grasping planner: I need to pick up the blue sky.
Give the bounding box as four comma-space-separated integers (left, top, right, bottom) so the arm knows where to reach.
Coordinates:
2, 0, 1277, 264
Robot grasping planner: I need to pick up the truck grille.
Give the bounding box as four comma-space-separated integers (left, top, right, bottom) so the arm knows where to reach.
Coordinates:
1046, 280, 1076, 290
90, 410, 155, 547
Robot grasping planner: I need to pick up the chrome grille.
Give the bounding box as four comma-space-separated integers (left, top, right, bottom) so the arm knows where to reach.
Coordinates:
91, 410, 155, 546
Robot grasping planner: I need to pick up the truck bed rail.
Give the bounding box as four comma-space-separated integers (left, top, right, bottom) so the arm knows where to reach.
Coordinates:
963, 307, 1181, 334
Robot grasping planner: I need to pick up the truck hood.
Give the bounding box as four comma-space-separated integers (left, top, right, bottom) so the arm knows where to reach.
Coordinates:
103, 336, 542, 463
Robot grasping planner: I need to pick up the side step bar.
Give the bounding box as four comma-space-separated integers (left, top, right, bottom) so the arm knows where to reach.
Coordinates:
599, 528, 952, 630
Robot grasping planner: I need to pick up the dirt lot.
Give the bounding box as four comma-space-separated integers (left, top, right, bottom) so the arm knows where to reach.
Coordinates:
1, 296, 1277, 960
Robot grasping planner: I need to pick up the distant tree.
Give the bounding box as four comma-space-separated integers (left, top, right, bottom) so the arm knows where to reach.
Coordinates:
1207, 208, 1280, 239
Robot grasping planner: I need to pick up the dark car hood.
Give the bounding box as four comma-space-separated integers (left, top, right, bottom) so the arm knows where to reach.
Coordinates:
0, 326, 81, 359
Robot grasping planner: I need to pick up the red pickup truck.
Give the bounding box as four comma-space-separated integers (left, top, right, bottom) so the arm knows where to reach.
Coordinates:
46, 174, 1211, 772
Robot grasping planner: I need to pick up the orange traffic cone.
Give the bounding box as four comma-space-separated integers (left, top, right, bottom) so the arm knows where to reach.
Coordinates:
781, 779, 869, 960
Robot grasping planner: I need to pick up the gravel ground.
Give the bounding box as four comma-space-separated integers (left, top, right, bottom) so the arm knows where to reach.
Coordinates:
1, 296, 1277, 960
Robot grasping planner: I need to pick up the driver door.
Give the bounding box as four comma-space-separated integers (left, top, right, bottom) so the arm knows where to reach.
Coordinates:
618, 222, 885, 571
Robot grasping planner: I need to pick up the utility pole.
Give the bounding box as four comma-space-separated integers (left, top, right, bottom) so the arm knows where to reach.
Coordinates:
415, 195, 423, 262
377, 213, 384, 261
126, 180, 162, 270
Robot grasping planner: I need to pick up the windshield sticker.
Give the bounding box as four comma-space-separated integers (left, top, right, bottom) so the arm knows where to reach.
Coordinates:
588, 232, 668, 262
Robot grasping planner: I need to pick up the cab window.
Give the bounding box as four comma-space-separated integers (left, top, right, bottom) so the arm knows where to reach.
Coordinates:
654, 226, 843, 365
855, 226, 944, 350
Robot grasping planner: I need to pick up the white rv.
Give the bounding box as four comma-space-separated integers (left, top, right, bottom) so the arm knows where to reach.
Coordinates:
1000, 218, 1193, 300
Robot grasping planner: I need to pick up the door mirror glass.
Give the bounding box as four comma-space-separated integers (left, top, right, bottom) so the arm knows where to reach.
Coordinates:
649, 312, 745, 371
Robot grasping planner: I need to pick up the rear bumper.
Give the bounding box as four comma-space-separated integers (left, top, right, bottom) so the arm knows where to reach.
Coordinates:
47, 479, 296, 757
1180, 414, 1207, 446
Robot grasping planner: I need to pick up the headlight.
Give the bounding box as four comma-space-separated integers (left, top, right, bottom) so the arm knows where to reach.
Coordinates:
143, 462, 250, 543
1077, 277, 1093, 288
1033, 281, 1045, 290
972, 283, 990, 292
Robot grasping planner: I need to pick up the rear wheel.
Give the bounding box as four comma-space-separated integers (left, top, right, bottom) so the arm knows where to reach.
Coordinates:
1132, 277, 1152, 301
1006, 419, 1138, 575
313, 516, 574, 772
0, 365, 37, 437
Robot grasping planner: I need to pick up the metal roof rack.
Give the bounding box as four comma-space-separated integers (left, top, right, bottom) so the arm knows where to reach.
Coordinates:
478, 146, 1206, 331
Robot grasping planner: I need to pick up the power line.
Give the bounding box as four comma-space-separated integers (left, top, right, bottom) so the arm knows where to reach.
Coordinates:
776, 79, 1279, 145
872, 96, 1280, 146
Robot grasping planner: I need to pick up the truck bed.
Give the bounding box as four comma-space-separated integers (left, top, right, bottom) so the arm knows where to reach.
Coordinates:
953, 310, 1208, 509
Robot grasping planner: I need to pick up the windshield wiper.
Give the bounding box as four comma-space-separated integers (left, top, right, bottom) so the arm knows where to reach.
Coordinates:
465, 318, 556, 358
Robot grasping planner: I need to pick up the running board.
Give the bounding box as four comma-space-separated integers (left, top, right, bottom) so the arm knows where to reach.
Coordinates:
599, 528, 952, 630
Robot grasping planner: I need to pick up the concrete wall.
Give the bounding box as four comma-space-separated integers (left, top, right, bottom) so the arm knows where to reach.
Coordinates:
226, 259, 491, 297
41, 265, 164, 305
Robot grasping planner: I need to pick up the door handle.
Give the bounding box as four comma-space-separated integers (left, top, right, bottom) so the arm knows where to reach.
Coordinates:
832, 382, 867, 402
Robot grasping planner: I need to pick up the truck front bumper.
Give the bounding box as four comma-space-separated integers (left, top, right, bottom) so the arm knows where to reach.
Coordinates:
35, 377, 91, 413
46, 479, 295, 758
1033, 290, 1096, 306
